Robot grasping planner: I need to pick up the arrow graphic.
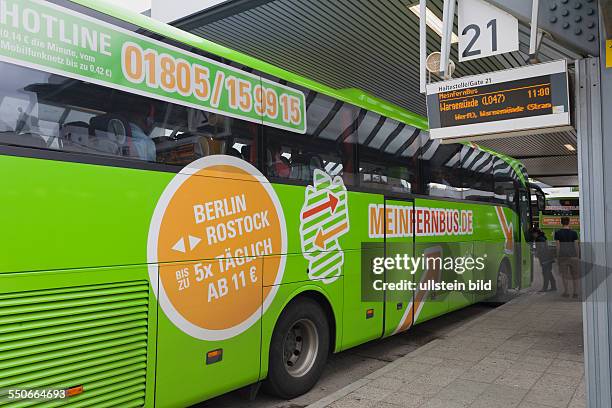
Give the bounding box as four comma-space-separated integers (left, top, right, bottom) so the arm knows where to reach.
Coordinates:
172, 237, 186, 253
495, 206, 514, 253
188, 235, 201, 251
302, 193, 339, 219
313, 222, 348, 250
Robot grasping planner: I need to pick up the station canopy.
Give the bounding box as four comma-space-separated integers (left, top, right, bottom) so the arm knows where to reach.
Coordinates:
172, 0, 585, 187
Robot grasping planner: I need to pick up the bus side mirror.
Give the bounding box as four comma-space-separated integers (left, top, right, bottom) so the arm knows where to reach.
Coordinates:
528, 182, 546, 212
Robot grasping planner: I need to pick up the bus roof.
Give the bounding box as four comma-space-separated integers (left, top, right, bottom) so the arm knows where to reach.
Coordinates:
471, 143, 528, 185
68, 0, 527, 186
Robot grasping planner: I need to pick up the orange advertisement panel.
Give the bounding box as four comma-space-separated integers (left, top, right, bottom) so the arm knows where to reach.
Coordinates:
148, 155, 287, 340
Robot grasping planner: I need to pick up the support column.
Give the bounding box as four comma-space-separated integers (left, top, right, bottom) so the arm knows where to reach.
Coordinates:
578, 27, 612, 407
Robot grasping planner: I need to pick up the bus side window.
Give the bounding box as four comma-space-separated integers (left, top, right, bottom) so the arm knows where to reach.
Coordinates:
494, 159, 517, 205
421, 141, 463, 199
358, 113, 418, 193
153, 107, 258, 167
263, 90, 356, 185
0, 61, 260, 169
461, 150, 495, 202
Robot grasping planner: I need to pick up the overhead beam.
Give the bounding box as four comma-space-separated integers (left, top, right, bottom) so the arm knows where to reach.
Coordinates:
485, 0, 599, 56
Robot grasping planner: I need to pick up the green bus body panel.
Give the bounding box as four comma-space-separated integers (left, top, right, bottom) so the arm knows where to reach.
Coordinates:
382, 199, 414, 338
410, 199, 517, 325
0, 155, 168, 273
0, 154, 529, 406
340, 192, 385, 349
0, 266, 157, 407
155, 275, 262, 407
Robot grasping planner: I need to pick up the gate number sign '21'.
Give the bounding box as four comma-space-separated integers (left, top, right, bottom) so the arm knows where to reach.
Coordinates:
458, 0, 519, 62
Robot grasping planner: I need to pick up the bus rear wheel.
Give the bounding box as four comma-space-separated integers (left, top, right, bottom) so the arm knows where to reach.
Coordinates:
491, 261, 512, 304
263, 297, 329, 399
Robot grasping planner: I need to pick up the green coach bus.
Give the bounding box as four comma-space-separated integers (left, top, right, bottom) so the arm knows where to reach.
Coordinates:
0, 0, 538, 407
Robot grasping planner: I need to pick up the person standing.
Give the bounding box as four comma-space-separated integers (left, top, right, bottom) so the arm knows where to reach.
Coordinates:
532, 227, 556, 292
555, 217, 580, 298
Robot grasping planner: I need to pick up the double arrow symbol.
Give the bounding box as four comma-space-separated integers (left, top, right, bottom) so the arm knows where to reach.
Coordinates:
172, 235, 201, 253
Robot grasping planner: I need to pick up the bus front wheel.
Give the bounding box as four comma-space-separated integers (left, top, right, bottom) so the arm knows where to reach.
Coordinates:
263, 297, 330, 399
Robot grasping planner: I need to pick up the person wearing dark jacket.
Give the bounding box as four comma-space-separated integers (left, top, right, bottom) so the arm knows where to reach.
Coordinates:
555, 217, 580, 298
532, 228, 557, 292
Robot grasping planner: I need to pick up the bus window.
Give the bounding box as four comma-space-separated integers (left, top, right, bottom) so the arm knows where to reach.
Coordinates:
264, 91, 356, 185
357, 113, 418, 193
461, 149, 495, 202
421, 140, 463, 199
0, 61, 258, 168
153, 108, 258, 167
494, 159, 517, 205
264, 134, 355, 184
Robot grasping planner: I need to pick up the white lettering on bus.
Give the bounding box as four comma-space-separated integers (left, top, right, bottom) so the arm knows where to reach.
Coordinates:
193, 194, 247, 224
0, 0, 112, 56
205, 211, 271, 245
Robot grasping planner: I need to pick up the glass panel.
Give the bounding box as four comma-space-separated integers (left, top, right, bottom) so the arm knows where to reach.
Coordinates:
461, 149, 495, 202
421, 139, 463, 199
264, 90, 356, 185
493, 158, 517, 205
0, 61, 258, 167
358, 114, 418, 193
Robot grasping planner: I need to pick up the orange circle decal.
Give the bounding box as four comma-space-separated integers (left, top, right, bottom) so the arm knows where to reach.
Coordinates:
148, 155, 287, 340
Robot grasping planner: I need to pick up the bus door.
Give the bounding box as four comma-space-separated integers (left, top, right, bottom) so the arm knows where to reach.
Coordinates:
517, 188, 533, 288
383, 198, 415, 337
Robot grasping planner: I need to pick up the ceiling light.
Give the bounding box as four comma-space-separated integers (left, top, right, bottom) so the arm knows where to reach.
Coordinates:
564, 144, 576, 151
409, 5, 459, 43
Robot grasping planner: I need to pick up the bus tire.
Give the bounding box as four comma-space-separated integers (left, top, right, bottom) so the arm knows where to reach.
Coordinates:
263, 297, 329, 399
491, 261, 512, 304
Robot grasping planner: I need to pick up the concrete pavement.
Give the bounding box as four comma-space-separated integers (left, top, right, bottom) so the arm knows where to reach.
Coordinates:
306, 291, 584, 408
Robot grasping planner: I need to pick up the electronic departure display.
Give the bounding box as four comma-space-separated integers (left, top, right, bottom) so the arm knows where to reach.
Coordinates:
426, 60, 571, 141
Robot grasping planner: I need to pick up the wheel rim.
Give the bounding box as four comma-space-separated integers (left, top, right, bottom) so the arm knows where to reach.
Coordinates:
282, 318, 319, 378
